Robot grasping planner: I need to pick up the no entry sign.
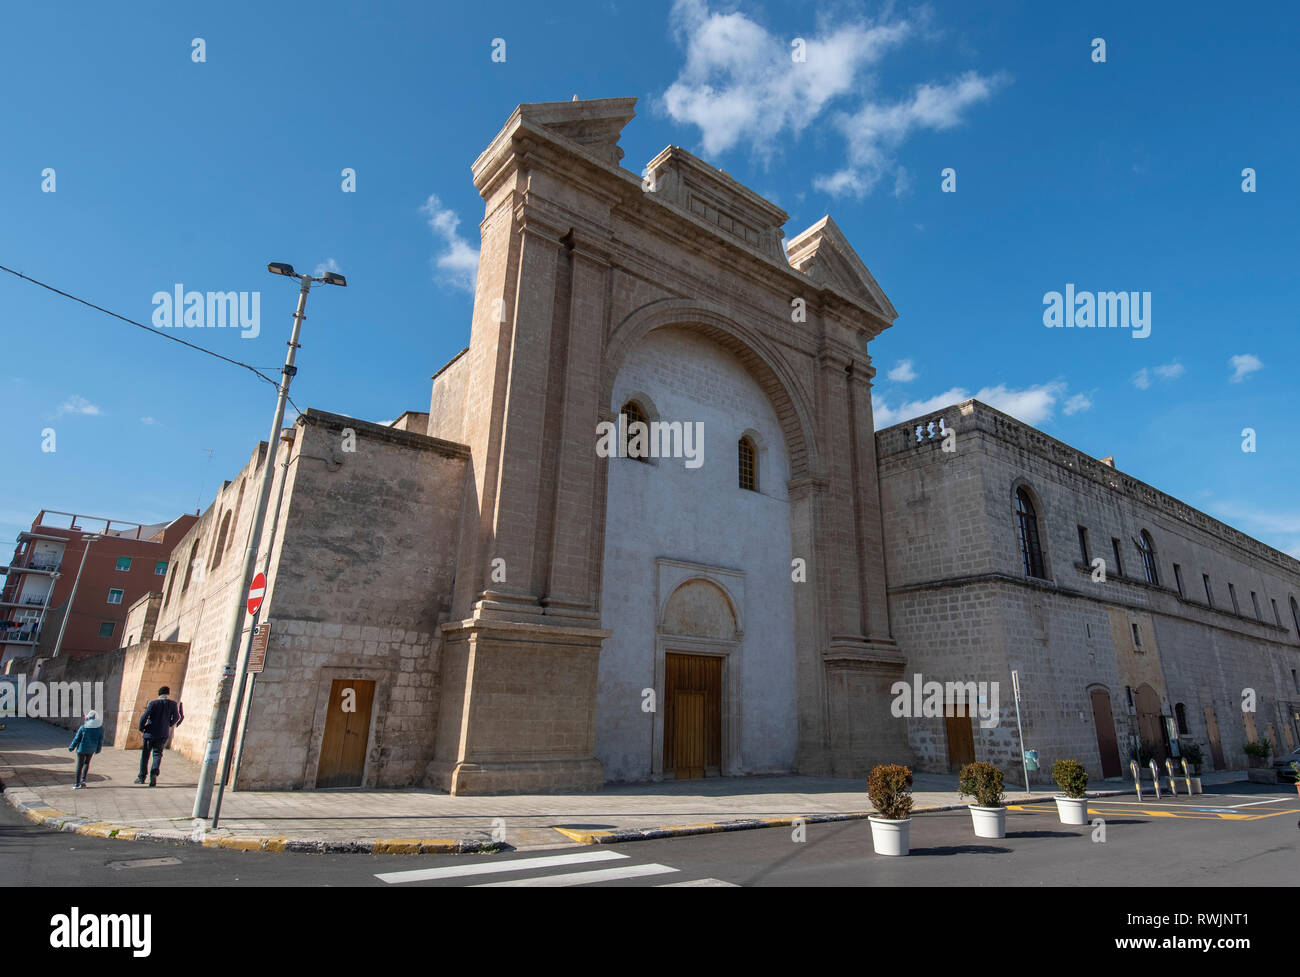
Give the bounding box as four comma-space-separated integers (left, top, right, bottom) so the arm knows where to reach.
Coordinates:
247, 572, 267, 615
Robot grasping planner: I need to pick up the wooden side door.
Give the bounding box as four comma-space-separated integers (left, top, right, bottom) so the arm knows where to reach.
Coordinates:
317, 679, 375, 788
1089, 687, 1122, 778
1204, 706, 1225, 770
944, 711, 975, 772
664, 653, 721, 779
1135, 685, 1166, 762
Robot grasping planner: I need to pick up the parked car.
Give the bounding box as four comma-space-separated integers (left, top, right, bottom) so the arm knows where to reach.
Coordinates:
1270, 747, 1300, 782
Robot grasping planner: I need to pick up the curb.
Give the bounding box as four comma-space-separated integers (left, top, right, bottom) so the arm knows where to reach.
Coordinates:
0, 776, 1134, 854
0, 781, 504, 854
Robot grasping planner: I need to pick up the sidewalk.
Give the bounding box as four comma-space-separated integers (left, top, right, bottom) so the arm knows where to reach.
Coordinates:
0, 717, 1242, 854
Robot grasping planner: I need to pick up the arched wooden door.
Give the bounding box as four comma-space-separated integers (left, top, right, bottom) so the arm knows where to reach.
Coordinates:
1089, 687, 1122, 778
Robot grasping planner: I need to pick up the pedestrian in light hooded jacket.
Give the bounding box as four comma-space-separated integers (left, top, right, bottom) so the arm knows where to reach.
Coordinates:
68, 709, 104, 789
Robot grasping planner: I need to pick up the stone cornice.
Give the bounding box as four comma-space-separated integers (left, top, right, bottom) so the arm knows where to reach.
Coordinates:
876, 399, 1300, 577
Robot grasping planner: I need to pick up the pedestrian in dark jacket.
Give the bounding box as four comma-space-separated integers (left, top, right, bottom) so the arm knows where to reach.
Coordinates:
136, 686, 183, 787
68, 709, 104, 789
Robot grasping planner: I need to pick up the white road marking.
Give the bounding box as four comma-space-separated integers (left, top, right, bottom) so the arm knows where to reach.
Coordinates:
658, 878, 738, 887
474, 863, 679, 887
375, 849, 625, 884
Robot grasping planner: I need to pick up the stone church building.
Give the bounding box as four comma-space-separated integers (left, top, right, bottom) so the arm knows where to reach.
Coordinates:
45, 97, 1299, 794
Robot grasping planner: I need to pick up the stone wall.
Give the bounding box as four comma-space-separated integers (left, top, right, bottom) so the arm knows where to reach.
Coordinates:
877, 399, 1300, 782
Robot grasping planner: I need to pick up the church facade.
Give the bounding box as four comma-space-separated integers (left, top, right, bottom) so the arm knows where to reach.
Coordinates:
38, 97, 1299, 794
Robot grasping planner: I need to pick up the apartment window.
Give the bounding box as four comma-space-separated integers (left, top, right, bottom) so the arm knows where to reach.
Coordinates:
1175, 703, 1189, 735
1173, 563, 1185, 598
620, 400, 650, 462
1271, 598, 1281, 626
1203, 574, 1214, 607
1131, 621, 1143, 651
115, 556, 131, 572
154, 560, 168, 575
1291, 596, 1300, 636
107, 589, 123, 605
1015, 488, 1046, 579
738, 437, 757, 491
1137, 531, 1159, 585
98, 621, 115, 638
1228, 583, 1240, 615
1077, 526, 1090, 564
1250, 591, 1262, 620
1292, 669, 1298, 693
1111, 538, 1124, 578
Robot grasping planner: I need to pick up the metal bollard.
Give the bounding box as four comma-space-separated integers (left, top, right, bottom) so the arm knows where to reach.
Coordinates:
1164, 758, 1179, 796
1148, 759, 1162, 799
1130, 759, 1143, 801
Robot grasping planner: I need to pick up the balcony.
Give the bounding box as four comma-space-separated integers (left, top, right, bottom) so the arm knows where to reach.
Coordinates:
0, 630, 40, 644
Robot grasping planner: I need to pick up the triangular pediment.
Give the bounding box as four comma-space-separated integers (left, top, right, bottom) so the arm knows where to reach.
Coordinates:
786, 215, 897, 321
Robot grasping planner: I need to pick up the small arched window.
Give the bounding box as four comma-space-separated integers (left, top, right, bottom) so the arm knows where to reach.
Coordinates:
738, 436, 757, 491
1292, 596, 1300, 637
1137, 530, 1159, 585
620, 400, 649, 462
1174, 702, 1189, 735
210, 511, 232, 571
1015, 488, 1046, 579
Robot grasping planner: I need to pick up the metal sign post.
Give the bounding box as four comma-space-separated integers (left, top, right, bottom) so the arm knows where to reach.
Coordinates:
1011, 670, 1030, 793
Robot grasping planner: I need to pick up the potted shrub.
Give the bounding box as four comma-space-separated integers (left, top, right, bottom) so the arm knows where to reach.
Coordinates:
867, 764, 914, 856
1243, 739, 1271, 769
1052, 759, 1090, 825
1179, 742, 1204, 776
1292, 762, 1300, 796
958, 761, 1007, 838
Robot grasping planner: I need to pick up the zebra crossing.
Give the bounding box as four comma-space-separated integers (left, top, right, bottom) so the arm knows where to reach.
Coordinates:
375, 849, 736, 887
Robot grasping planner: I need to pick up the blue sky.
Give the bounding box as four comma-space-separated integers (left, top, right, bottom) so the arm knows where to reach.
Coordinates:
2, 0, 1296, 557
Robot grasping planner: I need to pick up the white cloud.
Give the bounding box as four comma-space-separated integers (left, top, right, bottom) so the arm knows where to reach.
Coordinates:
1229, 353, 1262, 383
140, 416, 158, 425
314, 258, 342, 278
55, 395, 101, 417
873, 381, 1072, 429
660, 0, 1004, 198
1063, 392, 1093, 415
1134, 361, 1184, 390
817, 70, 1006, 198
887, 359, 917, 382
420, 194, 479, 293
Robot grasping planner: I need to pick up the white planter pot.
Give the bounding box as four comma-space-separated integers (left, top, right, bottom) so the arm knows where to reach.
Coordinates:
1055, 795, 1089, 825
869, 816, 911, 856
968, 805, 1006, 839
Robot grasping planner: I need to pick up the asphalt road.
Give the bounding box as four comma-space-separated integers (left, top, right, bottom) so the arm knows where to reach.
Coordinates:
3, 781, 1296, 888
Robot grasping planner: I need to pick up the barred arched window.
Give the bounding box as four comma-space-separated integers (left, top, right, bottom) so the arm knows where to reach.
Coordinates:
1015, 488, 1046, 579
738, 437, 757, 491
1137, 530, 1159, 585
1174, 703, 1189, 735
620, 400, 649, 462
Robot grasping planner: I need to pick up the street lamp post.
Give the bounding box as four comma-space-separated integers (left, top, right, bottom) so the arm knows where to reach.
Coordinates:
192, 262, 345, 820
50, 533, 101, 658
